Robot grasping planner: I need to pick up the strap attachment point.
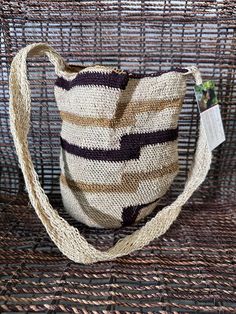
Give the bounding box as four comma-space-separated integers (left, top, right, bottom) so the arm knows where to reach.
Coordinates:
183, 66, 203, 85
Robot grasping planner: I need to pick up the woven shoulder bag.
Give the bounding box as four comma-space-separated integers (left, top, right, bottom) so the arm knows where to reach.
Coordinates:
9, 43, 212, 264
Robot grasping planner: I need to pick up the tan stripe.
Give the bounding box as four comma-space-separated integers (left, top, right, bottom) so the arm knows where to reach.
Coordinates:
59, 98, 183, 128
61, 184, 121, 228
60, 162, 179, 194
73, 190, 122, 228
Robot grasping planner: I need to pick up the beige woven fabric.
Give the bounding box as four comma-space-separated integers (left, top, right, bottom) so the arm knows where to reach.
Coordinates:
9, 43, 212, 264
54, 59, 187, 228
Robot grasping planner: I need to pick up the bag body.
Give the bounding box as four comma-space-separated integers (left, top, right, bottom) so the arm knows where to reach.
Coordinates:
9, 43, 212, 264
55, 66, 188, 228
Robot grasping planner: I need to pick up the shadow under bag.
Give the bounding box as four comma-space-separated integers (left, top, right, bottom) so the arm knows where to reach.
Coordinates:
9, 43, 212, 264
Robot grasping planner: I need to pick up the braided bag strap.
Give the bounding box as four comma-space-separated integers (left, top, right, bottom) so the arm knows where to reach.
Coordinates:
9, 43, 212, 264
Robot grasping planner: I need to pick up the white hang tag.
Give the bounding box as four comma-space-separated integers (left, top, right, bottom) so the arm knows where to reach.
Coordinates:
200, 105, 225, 151
194, 80, 225, 151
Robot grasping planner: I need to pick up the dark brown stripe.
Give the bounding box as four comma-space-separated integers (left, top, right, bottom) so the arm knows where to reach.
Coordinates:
128, 67, 189, 79
55, 71, 129, 91
122, 198, 159, 226
60, 128, 178, 161
62, 180, 160, 228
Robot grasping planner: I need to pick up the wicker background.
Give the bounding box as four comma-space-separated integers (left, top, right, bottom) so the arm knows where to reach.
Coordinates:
0, 0, 236, 313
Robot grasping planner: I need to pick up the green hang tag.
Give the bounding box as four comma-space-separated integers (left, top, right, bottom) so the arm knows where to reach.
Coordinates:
194, 80, 218, 113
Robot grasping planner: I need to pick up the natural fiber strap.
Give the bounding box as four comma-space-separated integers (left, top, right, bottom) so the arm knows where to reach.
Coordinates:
9, 43, 212, 264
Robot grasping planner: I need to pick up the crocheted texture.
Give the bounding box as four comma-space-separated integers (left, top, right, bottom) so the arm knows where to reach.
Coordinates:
9, 43, 212, 264
55, 66, 187, 228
